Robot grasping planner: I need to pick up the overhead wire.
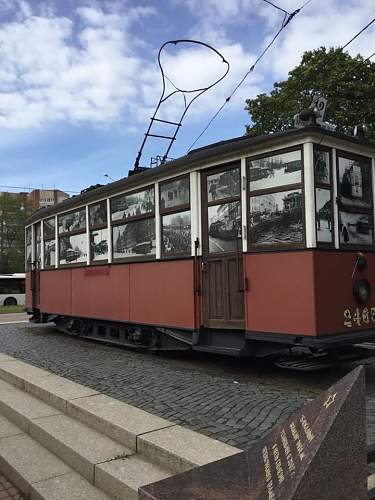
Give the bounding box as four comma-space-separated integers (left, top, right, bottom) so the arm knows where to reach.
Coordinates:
186, 0, 312, 152
0, 185, 79, 194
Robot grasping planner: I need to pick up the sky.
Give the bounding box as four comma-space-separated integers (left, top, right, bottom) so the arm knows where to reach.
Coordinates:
0, 0, 373, 195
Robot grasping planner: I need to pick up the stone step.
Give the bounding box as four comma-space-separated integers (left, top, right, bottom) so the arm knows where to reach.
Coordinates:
28, 413, 133, 483
0, 379, 61, 432
66, 393, 174, 450
137, 424, 240, 473
0, 368, 175, 499
0, 414, 110, 499
0, 355, 241, 496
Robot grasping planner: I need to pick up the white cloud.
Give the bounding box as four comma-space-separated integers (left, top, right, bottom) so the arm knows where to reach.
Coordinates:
0, 0, 373, 132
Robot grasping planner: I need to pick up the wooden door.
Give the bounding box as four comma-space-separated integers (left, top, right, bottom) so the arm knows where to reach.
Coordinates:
201, 164, 245, 329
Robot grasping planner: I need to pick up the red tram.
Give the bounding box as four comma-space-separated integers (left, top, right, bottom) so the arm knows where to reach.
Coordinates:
25, 126, 375, 359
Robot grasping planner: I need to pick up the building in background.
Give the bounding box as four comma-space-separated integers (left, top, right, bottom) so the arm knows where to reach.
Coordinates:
0, 188, 70, 273
29, 189, 69, 211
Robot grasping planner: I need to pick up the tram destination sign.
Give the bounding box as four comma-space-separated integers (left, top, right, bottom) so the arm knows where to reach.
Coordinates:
139, 366, 367, 499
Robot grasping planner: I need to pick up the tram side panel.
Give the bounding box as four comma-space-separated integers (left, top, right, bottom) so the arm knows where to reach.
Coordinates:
71, 266, 130, 322
40, 269, 72, 315
244, 251, 317, 336
25, 272, 33, 310
36, 259, 196, 331
314, 251, 375, 336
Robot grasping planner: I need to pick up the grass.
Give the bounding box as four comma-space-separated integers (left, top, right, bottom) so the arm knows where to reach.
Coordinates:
0, 305, 26, 314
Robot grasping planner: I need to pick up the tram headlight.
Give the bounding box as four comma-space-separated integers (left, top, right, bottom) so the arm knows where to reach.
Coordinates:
353, 278, 371, 304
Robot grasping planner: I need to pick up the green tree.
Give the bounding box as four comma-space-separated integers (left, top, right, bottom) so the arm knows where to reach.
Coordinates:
245, 48, 375, 142
0, 193, 31, 273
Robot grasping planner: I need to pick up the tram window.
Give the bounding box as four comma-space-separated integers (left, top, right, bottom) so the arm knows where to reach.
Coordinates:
89, 201, 107, 228
208, 201, 241, 253
111, 187, 154, 222
160, 175, 191, 257
112, 219, 156, 259
248, 150, 302, 192
339, 211, 373, 246
25, 227, 32, 270
59, 233, 87, 265
162, 210, 191, 255
43, 217, 56, 268
43, 217, 55, 240
315, 188, 333, 244
160, 177, 190, 211
58, 209, 86, 235
44, 239, 56, 268
249, 189, 303, 246
90, 228, 108, 261
314, 149, 330, 185
35, 223, 41, 263
337, 155, 372, 210
207, 169, 240, 203
247, 147, 304, 249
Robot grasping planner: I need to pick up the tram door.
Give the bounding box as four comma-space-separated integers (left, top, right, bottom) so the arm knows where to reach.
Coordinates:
32, 222, 41, 308
201, 164, 245, 329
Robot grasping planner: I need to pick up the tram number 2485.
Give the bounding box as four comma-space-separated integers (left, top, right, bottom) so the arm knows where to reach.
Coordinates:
344, 307, 375, 328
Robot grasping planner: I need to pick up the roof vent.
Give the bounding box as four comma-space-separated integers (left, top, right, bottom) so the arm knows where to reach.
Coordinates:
353, 124, 367, 139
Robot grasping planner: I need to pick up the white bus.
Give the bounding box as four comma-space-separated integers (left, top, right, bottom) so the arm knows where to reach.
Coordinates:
0, 273, 25, 306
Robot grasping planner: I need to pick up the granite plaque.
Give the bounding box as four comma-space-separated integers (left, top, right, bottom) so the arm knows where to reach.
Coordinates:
139, 366, 367, 500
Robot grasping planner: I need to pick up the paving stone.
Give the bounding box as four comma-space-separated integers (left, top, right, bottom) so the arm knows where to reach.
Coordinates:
1, 323, 375, 453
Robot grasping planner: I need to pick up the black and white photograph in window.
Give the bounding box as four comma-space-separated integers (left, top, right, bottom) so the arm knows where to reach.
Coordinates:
90, 228, 108, 261
111, 188, 154, 222
59, 234, 87, 264
43, 218, 55, 239
59, 209, 86, 234
160, 178, 189, 210
315, 188, 333, 243
249, 150, 302, 192
162, 211, 191, 255
250, 189, 303, 245
339, 211, 373, 246
89, 201, 107, 227
338, 156, 371, 208
207, 168, 240, 203
208, 201, 241, 253
44, 240, 56, 267
112, 219, 155, 259
314, 149, 330, 185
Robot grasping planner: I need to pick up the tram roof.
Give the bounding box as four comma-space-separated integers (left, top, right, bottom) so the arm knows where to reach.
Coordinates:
27, 125, 375, 224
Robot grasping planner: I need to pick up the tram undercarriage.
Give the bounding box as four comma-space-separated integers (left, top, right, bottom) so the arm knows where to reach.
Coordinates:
30, 311, 375, 371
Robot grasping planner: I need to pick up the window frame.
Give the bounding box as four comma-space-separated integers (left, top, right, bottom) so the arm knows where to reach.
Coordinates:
159, 174, 192, 258
336, 149, 374, 250
43, 217, 56, 269
57, 208, 87, 267
110, 185, 155, 225
246, 145, 306, 251
313, 145, 335, 248
88, 201, 109, 265
201, 161, 242, 257
110, 185, 156, 263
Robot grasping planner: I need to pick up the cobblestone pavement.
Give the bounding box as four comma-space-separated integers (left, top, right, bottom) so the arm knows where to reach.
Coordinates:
0, 323, 375, 450
0, 474, 23, 500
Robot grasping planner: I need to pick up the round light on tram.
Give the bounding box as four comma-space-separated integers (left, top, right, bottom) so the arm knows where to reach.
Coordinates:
353, 279, 371, 304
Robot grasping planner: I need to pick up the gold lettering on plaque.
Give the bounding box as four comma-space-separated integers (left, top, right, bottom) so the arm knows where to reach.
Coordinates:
300, 415, 314, 442
280, 429, 295, 473
290, 422, 305, 461
262, 446, 275, 500
272, 443, 285, 484
323, 393, 337, 409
